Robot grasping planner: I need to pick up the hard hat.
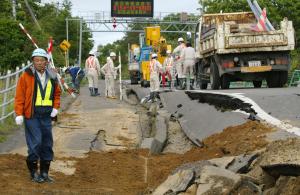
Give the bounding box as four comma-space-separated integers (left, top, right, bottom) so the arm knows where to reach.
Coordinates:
166, 50, 172, 54
32, 48, 48, 60
89, 51, 95, 55
110, 52, 116, 57
178, 37, 184, 42
151, 53, 158, 58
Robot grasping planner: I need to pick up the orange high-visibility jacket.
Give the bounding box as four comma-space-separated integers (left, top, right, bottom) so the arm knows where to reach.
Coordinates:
14, 66, 61, 119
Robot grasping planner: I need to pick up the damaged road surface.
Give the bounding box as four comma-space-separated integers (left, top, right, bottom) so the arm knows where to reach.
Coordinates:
160, 89, 300, 146
1, 84, 300, 194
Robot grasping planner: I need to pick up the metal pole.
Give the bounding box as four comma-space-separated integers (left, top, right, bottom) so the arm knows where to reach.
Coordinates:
79, 18, 83, 67
12, 0, 16, 20
66, 18, 69, 66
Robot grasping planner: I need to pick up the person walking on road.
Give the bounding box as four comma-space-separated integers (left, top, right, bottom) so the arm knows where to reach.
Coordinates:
173, 37, 186, 89
181, 42, 196, 90
85, 51, 101, 96
162, 50, 175, 89
101, 52, 120, 99
149, 53, 162, 102
14, 48, 61, 183
64, 66, 85, 94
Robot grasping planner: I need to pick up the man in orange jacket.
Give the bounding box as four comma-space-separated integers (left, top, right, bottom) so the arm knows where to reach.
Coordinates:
14, 48, 61, 183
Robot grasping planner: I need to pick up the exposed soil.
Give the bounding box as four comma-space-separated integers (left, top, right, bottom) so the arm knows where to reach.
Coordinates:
0, 120, 274, 194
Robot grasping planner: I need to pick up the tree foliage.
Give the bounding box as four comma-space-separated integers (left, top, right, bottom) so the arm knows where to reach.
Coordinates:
0, 0, 93, 72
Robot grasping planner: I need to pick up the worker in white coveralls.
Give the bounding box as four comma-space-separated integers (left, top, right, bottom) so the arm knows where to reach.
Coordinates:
149, 53, 162, 102
181, 42, 196, 90
173, 37, 186, 89
85, 51, 101, 96
101, 52, 120, 99
163, 50, 175, 89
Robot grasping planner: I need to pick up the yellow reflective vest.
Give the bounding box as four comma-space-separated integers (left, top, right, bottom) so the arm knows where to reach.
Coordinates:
35, 79, 53, 106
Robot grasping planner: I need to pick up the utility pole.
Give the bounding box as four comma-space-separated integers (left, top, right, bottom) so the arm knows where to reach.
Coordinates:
11, 0, 17, 20
78, 18, 83, 67
66, 18, 69, 66
24, 0, 42, 30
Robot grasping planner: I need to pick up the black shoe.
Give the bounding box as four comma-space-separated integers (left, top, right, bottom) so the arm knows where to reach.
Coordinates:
89, 87, 95, 96
94, 88, 100, 96
26, 160, 44, 183
40, 160, 54, 183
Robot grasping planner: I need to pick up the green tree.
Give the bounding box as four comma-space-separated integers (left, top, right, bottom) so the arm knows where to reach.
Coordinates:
0, 0, 93, 72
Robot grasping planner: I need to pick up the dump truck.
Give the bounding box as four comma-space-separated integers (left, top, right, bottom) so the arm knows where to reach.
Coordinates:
195, 12, 295, 89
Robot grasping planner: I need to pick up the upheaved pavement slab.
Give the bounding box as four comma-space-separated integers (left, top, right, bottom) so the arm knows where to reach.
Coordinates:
159, 91, 247, 146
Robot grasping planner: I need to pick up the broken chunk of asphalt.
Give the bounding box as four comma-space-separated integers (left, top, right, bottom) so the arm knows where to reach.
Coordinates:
227, 153, 259, 174
196, 165, 242, 195
153, 169, 194, 195
185, 91, 256, 115
260, 138, 300, 177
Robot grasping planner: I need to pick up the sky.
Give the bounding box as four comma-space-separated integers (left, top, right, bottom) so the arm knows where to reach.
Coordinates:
42, 0, 200, 48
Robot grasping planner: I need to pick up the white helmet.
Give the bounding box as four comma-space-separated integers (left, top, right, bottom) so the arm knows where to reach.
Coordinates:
89, 50, 95, 55
110, 52, 116, 57
32, 48, 48, 60
151, 53, 158, 59
178, 37, 184, 42
166, 50, 172, 54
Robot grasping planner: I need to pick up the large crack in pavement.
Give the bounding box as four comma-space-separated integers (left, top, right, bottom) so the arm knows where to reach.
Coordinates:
185, 90, 300, 136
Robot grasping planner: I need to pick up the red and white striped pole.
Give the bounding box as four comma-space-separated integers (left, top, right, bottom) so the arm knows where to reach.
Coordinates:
18, 23, 76, 98
19, 23, 39, 49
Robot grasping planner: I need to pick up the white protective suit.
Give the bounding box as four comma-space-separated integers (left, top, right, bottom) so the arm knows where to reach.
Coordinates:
85, 55, 100, 88
173, 43, 186, 79
163, 55, 176, 88
101, 57, 119, 97
149, 58, 162, 92
181, 46, 196, 79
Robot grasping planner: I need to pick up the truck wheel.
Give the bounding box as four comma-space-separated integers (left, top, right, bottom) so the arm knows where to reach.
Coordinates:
279, 71, 288, 87
267, 72, 281, 88
221, 75, 230, 89
210, 62, 221, 90
141, 79, 144, 87
200, 82, 208, 89
253, 81, 262, 88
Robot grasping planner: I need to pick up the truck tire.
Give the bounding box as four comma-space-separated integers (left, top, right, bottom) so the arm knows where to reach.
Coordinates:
141, 79, 144, 87
253, 81, 262, 88
196, 62, 208, 89
267, 71, 287, 88
210, 61, 221, 90
200, 82, 208, 89
221, 74, 230, 89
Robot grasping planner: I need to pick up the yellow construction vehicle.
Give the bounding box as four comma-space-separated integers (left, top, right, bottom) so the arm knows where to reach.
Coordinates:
139, 26, 171, 87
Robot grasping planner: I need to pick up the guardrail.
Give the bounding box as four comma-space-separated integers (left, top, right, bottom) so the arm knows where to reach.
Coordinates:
0, 61, 31, 123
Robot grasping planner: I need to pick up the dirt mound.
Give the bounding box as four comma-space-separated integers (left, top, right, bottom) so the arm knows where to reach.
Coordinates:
0, 121, 274, 194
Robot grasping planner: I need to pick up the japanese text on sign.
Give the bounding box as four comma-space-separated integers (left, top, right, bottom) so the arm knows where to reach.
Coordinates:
111, 0, 154, 17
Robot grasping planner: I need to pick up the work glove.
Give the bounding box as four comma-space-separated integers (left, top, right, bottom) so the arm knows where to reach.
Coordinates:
15, 115, 24, 126
50, 108, 58, 118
